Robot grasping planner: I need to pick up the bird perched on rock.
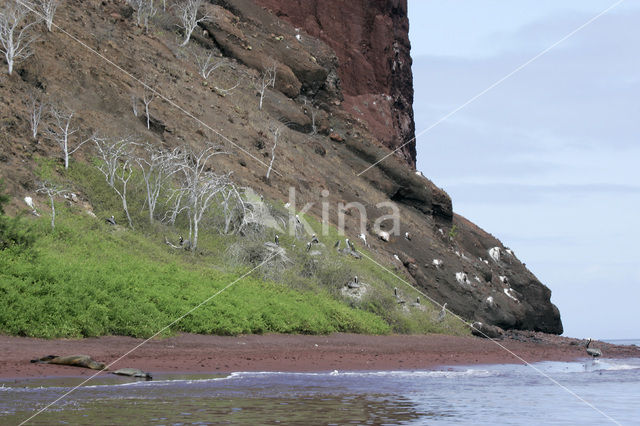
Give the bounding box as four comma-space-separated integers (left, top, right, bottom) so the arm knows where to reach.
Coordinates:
311, 234, 319, 244
295, 215, 301, 225
404, 232, 411, 241
306, 242, 312, 252
275, 234, 279, 246
359, 233, 367, 246
436, 303, 447, 322
585, 338, 602, 359
106, 215, 116, 225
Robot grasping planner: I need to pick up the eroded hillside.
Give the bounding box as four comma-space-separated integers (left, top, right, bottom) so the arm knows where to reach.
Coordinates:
0, 0, 562, 334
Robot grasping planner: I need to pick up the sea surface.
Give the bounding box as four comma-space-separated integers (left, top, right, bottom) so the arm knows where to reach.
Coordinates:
1, 356, 639, 425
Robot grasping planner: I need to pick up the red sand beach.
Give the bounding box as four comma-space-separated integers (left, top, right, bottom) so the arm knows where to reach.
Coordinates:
1, 332, 638, 380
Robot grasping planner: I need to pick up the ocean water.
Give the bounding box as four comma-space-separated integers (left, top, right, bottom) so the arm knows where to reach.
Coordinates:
1, 357, 639, 425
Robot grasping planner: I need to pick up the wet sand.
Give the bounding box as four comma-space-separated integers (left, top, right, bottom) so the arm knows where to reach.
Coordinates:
1, 332, 638, 380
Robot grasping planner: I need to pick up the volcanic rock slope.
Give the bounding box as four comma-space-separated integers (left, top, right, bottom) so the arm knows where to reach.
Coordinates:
0, 0, 562, 334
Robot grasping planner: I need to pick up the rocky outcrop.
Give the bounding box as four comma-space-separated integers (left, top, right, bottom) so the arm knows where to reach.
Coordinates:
254, 0, 417, 167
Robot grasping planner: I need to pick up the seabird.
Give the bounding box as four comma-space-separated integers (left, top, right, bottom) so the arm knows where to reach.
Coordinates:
295, 215, 301, 224
437, 303, 447, 322
106, 215, 116, 225
404, 232, 411, 241
347, 276, 360, 289
394, 287, 398, 297
416, 297, 420, 304
346, 238, 355, 251
179, 235, 192, 250
306, 242, 312, 252
586, 338, 602, 359
275, 234, 279, 246
333, 240, 340, 249
359, 233, 367, 246
311, 234, 319, 244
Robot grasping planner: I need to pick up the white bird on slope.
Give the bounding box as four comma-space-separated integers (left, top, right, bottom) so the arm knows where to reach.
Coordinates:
437, 303, 447, 322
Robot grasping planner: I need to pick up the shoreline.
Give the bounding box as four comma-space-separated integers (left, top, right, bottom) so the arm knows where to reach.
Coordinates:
1, 332, 639, 380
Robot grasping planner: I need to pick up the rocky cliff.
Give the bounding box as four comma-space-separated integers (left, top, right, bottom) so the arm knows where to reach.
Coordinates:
254, 0, 417, 167
0, 0, 562, 334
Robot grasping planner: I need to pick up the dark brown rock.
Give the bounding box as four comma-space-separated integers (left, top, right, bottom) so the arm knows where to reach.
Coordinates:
254, 0, 417, 167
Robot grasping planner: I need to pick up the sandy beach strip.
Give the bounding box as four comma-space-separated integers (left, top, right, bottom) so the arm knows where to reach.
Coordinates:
1, 333, 638, 380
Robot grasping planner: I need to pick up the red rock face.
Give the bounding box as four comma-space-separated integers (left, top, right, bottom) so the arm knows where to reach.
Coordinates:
254, 0, 417, 168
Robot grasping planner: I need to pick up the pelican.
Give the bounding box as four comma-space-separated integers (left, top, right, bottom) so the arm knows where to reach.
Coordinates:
333, 240, 340, 249
179, 235, 192, 250
346, 238, 355, 251
404, 232, 411, 241
295, 215, 301, 224
347, 276, 359, 289
586, 338, 602, 359
311, 234, 319, 244
306, 242, 312, 252
394, 287, 398, 297
437, 303, 447, 322
358, 233, 367, 246
106, 215, 116, 225
275, 234, 279, 246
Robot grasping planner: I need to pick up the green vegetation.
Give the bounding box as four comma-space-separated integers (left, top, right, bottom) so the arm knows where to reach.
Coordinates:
0, 161, 469, 339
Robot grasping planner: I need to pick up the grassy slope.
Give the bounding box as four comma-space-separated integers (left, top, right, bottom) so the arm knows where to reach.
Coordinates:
0, 161, 469, 338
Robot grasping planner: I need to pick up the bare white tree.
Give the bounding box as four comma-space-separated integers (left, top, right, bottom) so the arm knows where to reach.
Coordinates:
257, 62, 276, 110
178, 144, 228, 249
92, 135, 136, 187
142, 84, 155, 130
176, 0, 208, 47
194, 50, 226, 79
114, 155, 135, 229
220, 184, 246, 234
36, 181, 68, 229
128, 0, 157, 33
28, 93, 45, 140
136, 143, 182, 223
265, 125, 280, 181
93, 135, 137, 228
0, 1, 39, 75
35, 0, 60, 32
46, 105, 91, 169
131, 94, 138, 117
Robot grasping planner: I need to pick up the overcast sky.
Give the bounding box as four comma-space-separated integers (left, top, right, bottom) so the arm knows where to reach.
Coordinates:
408, 0, 640, 339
